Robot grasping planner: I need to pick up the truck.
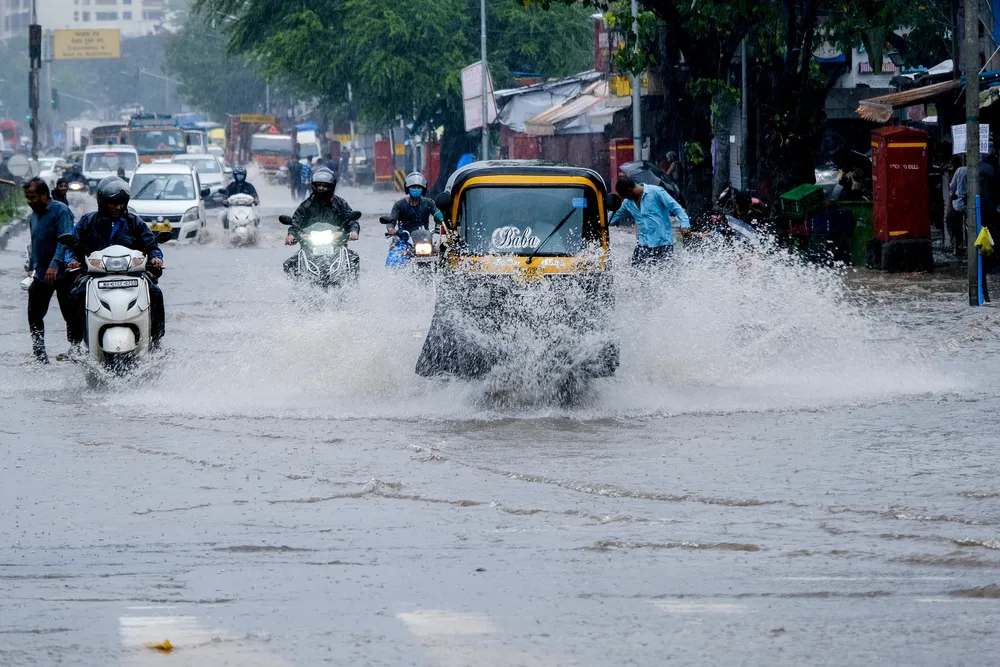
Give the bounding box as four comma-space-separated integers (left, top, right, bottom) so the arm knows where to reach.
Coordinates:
250, 132, 293, 177
122, 115, 187, 164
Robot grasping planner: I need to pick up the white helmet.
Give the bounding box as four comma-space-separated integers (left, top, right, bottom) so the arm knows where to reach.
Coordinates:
404, 172, 427, 191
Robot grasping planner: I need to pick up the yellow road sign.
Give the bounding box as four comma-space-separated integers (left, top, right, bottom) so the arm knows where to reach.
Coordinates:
239, 114, 276, 124
53, 29, 121, 60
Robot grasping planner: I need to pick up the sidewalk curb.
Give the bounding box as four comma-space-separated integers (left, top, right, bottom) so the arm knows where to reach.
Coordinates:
0, 207, 30, 252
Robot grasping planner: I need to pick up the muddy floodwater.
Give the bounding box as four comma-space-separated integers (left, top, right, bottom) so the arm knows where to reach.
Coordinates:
2, 178, 1000, 665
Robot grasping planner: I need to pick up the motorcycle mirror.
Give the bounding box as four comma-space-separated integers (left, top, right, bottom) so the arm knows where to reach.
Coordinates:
279, 215, 294, 225
434, 192, 452, 225
379, 216, 393, 225
200, 187, 211, 198
57, 233, 76, 246
155, 231, 174, 244
348, 210, 362, 222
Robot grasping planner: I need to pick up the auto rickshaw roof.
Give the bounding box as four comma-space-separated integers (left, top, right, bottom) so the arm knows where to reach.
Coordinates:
445, 160, 607, 195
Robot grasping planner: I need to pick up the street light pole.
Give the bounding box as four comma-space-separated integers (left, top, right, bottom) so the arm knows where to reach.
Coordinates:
630, 0, 641, 161
28, 0, 40, 160
965, 0, 981, 306
480, 0, 489, 161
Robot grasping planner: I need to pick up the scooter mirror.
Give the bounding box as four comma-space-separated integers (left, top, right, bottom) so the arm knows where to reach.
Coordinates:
434, 192, 452, 225
379, 216, 393, 225
155, 231, 174, 244
278, 215, 294, 225
57, 233, 76, 246
348, 210, 362, 222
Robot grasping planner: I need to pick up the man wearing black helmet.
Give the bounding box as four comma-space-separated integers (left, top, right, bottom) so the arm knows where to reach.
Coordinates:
65, 176, 166, 345
220, 164, 259, 229
284, 166, 361, 276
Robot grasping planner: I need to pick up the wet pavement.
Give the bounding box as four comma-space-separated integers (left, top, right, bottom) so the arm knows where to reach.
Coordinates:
2, 178, 1000, 665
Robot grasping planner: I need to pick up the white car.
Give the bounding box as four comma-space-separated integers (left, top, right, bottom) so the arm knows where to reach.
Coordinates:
83, 144, 140, 192
171, 154, 231, 205
128, 163, 210, 243
35, 157, 66, 190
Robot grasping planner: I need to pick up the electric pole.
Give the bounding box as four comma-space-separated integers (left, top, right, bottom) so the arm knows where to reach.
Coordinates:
28, 2, 41, 160
480, 0, 489, 161
965, 0, 980, 305
630, 0, 641, 161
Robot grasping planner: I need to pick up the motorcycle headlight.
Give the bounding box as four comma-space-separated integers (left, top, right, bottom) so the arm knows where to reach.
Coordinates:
181, 207, 200, 223
102, 255, 130, 272
69, 182, 84, 191
309, 229, 335, 245
414, 242, 434, 256
468, 285, 492, 308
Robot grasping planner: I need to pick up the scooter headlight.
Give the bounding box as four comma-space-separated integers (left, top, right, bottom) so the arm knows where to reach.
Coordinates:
102, 255, 131, 272
414, 242, 434, 256
468, 285, 492, 308
309, 229, 335, 245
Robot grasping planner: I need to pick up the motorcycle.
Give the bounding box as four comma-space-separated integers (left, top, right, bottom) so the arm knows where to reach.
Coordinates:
275, 165, 289, 186
280, 211, 362, 288
57, 231, 172, 375
66, 180, 89, 209
380, 216, 437, 270
224, 193, 259, 247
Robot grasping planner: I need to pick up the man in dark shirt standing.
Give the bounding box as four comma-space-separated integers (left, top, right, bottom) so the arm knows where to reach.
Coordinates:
23, 178, 82, 363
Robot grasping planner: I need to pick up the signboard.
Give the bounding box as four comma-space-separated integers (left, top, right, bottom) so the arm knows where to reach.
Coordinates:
461, 61, 498, 132
239, 114, 276, 124
952, 123, 990, 154
53, 29, 120, 60
129, 117, 178, 128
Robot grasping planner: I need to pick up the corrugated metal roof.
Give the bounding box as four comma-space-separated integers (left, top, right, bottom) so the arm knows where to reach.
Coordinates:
523, 81, 623, 136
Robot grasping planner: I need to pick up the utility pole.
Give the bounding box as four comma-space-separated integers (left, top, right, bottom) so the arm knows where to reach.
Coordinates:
265, 83, 270, 114
630, 0, 642, 161
480, 0, 489, 161
965, 0, 981, 306
28, 1, 41, 160
348, 82, 357, 185
740, 37, 748, 190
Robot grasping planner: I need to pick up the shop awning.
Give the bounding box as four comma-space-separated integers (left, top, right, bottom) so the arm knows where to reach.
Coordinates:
856, 80, 961, 122
523, 81, 627, 136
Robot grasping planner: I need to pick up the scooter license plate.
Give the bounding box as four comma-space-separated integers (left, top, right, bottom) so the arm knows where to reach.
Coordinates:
149, 223, 172, 232
98, 278, 140, 289
313, 245, 337, 256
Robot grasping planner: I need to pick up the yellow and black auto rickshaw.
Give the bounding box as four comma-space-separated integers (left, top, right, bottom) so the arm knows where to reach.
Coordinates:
416, 160, 618, 384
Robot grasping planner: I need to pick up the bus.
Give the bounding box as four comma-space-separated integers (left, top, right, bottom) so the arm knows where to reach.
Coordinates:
0, 120, 18, 148
123, 115, 187, 164
91, 122, 127, 146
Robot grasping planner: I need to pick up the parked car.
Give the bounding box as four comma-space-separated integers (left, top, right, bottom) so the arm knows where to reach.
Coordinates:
128, 163, 210, 243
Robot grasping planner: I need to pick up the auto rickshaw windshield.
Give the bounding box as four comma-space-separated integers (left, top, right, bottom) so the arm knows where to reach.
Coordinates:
461, 186, 597, 256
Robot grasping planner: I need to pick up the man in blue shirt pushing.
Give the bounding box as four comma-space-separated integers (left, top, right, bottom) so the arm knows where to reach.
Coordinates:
610, 177, 700, 267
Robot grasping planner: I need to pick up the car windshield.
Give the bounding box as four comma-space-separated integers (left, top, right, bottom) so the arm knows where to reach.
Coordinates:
131, 173, 195, 200
38, 159, 56, 170
176, 158, 220, 173
131, 130, 186, 153
251, 136, 293, 155
84, 152, 139, 172
185, 132, 206, 148
460, 187, 593, 256
298, 143, 319, 159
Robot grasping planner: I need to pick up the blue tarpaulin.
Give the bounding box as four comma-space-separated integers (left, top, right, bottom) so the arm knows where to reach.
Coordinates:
296, 121, 319, 132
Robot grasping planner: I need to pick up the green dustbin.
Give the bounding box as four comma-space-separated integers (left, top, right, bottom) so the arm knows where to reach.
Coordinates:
839, 201, 874, 267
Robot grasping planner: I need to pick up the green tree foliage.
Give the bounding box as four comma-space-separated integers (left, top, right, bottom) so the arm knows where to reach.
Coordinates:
163, 11, 268, 118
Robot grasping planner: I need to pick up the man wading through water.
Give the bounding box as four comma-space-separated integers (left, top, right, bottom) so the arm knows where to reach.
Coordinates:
610, 177, 703, 267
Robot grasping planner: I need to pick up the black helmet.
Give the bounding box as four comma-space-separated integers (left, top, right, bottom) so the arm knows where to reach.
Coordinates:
233, 164, 247, 181
116, 167, 126, 179
311, 167, 337, 196
96, 176, 130, 208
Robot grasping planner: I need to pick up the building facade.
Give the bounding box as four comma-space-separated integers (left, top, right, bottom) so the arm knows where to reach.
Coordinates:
1, 0, 168, 41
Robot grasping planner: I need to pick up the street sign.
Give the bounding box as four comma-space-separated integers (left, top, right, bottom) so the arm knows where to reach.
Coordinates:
7, 154, 30, 178
239, 114, 276, 124
461, 61, 498, 132
53, 29, 121, 60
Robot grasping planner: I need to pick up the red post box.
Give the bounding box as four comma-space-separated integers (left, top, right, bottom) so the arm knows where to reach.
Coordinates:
870, 126, 933, 271
608, 138, 634, 189
872, 126, 930, 241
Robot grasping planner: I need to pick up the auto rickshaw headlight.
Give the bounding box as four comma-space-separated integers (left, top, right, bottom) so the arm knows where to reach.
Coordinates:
468, 285, 492, 308
414, 242, 434, 256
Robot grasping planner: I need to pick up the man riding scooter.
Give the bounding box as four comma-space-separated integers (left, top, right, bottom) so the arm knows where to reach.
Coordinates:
387, 172, 444, 234
220, 165, 260, 229
65, 176, 166, 346
283, 167, 361, 276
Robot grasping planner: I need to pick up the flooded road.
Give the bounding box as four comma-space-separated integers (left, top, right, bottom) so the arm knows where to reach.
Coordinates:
2, 180, 1000, 665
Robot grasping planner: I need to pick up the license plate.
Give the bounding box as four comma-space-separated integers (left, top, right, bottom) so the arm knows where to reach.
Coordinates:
149, 223, 172, 232
313, 245, 338, 256
98, 278, 139, 290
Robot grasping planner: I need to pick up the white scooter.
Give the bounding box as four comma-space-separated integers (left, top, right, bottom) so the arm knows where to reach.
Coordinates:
59, 232, 171, 375
224, 193, 259, 246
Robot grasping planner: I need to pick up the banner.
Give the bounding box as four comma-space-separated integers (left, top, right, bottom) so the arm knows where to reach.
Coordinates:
53, 29, 120, 60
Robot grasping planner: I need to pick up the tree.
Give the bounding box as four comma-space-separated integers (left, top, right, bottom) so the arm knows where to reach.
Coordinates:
163, 11, 268, 118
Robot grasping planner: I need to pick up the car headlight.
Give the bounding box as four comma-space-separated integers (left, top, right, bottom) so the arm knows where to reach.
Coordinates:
309, 229, 334, 245
468, 285, 492, 308
181, 207, 200, 223
102, 255, 130, 272
414, 242, 434, 256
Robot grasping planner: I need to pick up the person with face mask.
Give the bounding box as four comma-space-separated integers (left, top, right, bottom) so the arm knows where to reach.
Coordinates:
65, 176, 166, 345
220, 165, 259, 229
23, 178, 82, 363
283, 167, 361, 276
387, 172, 444, 236
610, 176, 699, 267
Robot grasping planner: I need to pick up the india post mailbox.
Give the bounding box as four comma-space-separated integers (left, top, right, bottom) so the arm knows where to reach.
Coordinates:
871, 126, 930, 242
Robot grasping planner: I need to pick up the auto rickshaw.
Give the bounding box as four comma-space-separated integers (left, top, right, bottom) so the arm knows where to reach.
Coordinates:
416, 160, 619, 383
